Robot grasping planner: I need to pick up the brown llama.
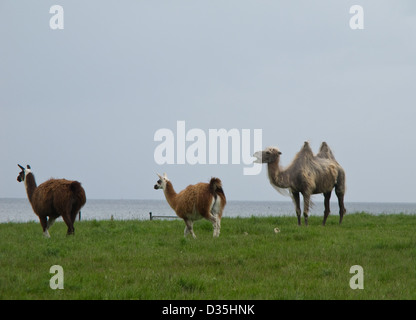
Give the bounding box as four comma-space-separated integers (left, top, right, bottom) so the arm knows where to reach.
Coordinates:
154, 173, 226, 238
17, 164, 86, 237
253, 142, 346, 226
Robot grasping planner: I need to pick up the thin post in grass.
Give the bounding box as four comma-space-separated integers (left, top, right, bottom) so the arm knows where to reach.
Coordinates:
149, 212, 179, 220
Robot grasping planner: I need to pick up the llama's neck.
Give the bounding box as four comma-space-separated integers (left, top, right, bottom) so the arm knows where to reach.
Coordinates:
267, 158, 290, 189
24, 173, 37, 203
163, 181, 178, 209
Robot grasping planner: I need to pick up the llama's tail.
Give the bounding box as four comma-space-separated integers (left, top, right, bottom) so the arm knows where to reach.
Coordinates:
70, 181, 87, 207
209, 177, 226, 201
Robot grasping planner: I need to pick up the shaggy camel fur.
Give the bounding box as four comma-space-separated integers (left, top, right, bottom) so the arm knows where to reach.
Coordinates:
17, 164, 86, 237
154, 173, 226, 238
254, 142, 346, 226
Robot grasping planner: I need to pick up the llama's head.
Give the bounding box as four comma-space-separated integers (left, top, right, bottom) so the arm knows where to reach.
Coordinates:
154, 173, 169, 190
17, 164, 31, 182
253, 147, 282, 164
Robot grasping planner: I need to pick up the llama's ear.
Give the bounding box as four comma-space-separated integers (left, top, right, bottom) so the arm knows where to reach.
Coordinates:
157, 173, 163, 180
163, 173, 168, 179
27, 165, 31, 170
18, 164, 25, 171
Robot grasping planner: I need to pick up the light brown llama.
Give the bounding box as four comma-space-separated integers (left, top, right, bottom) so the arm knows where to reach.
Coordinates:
154, 173, 226, 238
17, 164, 86, 237
253, 142, 346, 226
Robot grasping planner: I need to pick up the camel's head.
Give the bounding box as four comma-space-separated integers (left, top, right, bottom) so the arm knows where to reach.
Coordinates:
17, 164, 31, 182
154, 173, 169, 190
253, 147, 281, 164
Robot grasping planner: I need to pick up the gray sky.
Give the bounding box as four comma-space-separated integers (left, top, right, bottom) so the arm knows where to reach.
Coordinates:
1, 0, 416, 203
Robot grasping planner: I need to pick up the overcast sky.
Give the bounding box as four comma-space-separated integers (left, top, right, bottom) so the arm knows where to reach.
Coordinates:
1, 0, 416, 203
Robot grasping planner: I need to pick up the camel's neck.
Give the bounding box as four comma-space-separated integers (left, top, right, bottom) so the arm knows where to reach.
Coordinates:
24, 173, 37, 204
163, 181, 178, 209
267, 159, 290, 189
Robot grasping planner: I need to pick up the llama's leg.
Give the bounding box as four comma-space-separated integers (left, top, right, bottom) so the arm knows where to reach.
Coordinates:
61, 212, 75, 235
204, 201, 220, 237
184, 219, 196, 239
47, 217, 56, 230
70, 210, 77, 225
216, 216, 221, 237
336, 189, 346, 225
39, 216, 50, 238
209, 200, 221, 237
189, 222, 196, 239
206, 213, 220, 237
210, 214, 221, 237
70, 207, 80, 229
322, 192, 332, 226
302, 193, 311, 226
292, 192, 302, 226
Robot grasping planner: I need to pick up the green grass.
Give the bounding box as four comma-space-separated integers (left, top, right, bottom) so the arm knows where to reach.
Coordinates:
1, 213, 415, 300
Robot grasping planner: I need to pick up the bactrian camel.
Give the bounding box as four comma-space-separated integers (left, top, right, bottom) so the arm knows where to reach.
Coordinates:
154, 173, 226, 238
254, 142, 346, 226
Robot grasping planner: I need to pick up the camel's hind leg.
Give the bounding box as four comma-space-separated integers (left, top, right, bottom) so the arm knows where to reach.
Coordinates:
292, 192, 302, 226
335, 171, 347, 224
336, 190, 346, 224
302, 193, 311, 226
322, 191, 332, 226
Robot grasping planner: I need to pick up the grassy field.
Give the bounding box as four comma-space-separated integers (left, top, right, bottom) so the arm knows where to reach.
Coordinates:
0, 213, 415, 300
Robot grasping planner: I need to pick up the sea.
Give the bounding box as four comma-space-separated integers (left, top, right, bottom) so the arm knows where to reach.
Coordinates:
1, 198, 416, 223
